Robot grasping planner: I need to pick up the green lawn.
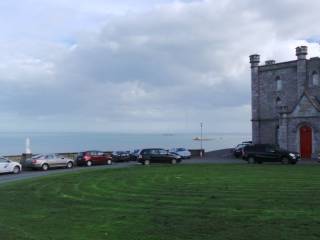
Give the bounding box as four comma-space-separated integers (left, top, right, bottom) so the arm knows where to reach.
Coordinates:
1, 164, 320, 240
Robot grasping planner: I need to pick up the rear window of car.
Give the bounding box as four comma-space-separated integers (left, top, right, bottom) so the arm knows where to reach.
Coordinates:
141, 149, 149, 155
141, 149, 155, 155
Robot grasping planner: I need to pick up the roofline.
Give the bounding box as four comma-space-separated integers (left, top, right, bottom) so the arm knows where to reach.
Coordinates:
288, 90, 320, 114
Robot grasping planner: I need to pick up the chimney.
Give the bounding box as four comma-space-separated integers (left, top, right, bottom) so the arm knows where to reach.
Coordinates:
296, 46, 308, 60
250, 54, 260, 68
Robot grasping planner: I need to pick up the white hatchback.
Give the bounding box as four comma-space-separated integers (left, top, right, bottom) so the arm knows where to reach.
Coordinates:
0, 157, 22, 174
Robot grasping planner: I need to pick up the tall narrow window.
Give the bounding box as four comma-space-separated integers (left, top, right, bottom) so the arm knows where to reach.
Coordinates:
276, 76, 282, 91
276, 126, 280, 145
312, 71, 319, 86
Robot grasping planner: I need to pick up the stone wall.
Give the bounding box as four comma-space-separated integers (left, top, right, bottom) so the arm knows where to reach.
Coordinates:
250, 46, 320, 158
286, 118, 320, 158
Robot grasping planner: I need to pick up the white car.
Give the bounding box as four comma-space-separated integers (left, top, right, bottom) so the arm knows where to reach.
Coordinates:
0, 156, 22, 174
170, 148, 192, 159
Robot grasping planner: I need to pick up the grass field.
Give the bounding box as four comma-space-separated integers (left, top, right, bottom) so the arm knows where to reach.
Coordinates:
0, 164, 320, 240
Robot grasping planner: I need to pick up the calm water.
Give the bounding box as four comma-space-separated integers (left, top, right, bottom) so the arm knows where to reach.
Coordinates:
0, 132, 251, 155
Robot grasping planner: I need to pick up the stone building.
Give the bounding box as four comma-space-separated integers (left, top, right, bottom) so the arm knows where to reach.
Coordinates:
250, 46, 320, 159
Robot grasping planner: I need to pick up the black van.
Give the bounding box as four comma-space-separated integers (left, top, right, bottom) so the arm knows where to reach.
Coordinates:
242, 144, 300, 164
137, 148, 182, 165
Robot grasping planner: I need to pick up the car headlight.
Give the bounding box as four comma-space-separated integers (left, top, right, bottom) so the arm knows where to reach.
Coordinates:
289, 153, 296, 159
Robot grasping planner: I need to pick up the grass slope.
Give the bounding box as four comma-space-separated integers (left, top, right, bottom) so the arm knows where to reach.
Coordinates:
0, 164, 320, 240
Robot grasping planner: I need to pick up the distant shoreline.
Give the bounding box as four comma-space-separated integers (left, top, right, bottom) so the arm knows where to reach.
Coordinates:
0, 132, 250, 156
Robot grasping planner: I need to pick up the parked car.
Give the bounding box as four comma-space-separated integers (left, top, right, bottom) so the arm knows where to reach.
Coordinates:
137, 148, 182, 165
242, 144, 300, 164
130, 149, 141, 161
233, 142, 251, 158
112, 151, 130, 162
76, 151, 112, 167
170, 148, 191, 159
25, 154, 74, 171
0, 157, 22, 174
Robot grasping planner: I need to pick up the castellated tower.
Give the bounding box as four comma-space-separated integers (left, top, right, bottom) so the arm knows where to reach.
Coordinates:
250, 46, 320, 159
250, 54, 260, 144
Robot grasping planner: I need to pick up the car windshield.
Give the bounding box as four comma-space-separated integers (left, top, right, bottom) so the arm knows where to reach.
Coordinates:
236, 144, 245, 149
32, 155, 44, 159
177, 148, 186, 151
0, 157, 9, 162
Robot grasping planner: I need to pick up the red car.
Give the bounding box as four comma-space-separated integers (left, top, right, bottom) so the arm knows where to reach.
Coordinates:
76, 151, 112, 167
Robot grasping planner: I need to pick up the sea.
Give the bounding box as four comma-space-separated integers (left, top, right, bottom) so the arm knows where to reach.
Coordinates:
0, 132, 251, 155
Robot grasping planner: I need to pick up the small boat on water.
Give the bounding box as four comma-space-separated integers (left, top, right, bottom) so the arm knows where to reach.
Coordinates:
162, 133, 175, 136
193, 137, 212, 141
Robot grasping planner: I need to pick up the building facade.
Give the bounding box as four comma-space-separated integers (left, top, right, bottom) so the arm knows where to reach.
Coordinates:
250, 46, 320, 159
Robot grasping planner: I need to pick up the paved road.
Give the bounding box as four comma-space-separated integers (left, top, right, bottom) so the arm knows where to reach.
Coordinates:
0, 162, 137, 185
1, 148, 318, 185
0, 155, 244, 185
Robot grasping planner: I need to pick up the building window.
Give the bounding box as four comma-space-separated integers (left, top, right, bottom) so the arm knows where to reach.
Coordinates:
276, 97, 282, 106
276, 76, 282, 91
312, 71, 319, 86
276, 126, 280, 145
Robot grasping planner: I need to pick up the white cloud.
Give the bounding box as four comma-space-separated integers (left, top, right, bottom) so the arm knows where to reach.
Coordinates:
0, 0, 319, 132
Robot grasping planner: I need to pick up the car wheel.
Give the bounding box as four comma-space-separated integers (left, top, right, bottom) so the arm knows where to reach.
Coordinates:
247, 157, 255, 164
172, 159, 177, 164
13, 166, 21, 174
281, 157, 289, 164
107, 160, 112, 165
66, 162, 73, 169
42, 164, 49, 171
144, 160, 150, 165
86, 161, 92, 167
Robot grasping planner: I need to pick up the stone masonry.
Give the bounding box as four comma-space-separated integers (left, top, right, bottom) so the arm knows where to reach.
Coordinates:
250, 46, 320, 159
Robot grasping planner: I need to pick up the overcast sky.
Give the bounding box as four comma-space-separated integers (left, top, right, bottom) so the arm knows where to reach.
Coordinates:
0, 0, 320, 133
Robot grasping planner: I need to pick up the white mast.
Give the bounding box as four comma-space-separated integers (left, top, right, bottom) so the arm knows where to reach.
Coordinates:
25, 137, 31, 154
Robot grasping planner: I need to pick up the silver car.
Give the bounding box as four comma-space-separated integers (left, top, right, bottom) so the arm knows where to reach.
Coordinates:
25, 154, 74, 171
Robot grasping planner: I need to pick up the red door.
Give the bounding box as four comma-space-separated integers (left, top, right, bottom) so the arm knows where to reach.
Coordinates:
300, 126, 312, 159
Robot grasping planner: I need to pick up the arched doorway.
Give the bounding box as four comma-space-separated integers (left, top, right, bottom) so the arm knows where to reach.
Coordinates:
300, 126, 312, 159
